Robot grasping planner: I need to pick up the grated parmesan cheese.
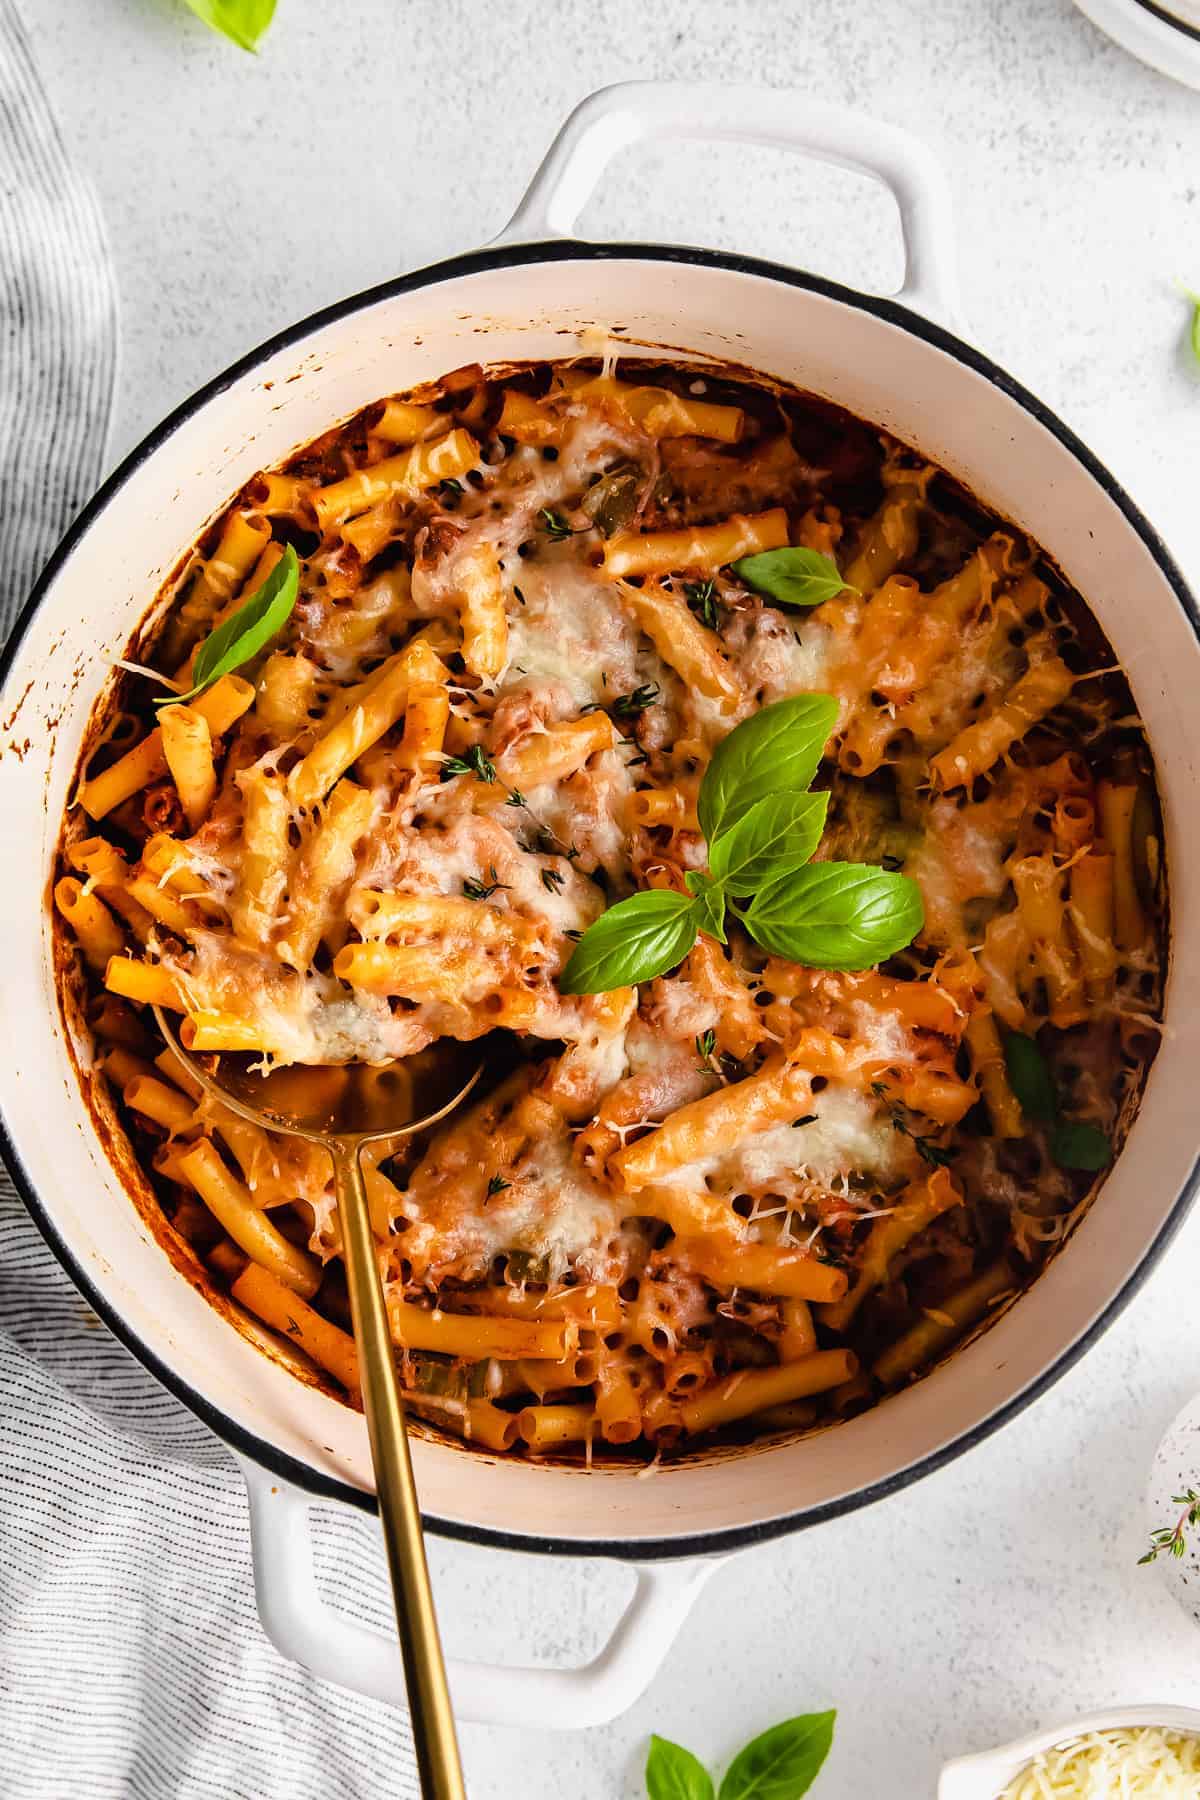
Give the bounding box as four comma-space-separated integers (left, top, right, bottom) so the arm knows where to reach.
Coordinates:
999, 1727, 1200, 1798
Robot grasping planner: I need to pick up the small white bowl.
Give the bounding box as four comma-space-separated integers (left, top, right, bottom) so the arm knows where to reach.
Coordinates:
937, 1706, 1200, 1798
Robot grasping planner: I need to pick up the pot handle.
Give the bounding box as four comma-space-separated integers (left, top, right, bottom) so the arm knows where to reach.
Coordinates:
496, 80, 961, 328
237, 1458, 725, 1730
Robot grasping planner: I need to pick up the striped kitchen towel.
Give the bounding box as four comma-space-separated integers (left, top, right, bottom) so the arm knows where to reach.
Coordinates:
0, 5, 419, 1793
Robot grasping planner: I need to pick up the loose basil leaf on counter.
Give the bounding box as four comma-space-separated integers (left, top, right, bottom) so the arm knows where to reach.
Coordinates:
1002, 1032, 1057, 1124
708, 790, 829, 898
646, 1735, 716, 1800
1182, 284, 1200, 367
182, 0, 277, 51
742, 863, 924, 971
698, 695, 839, 844
685, 871, 728, 944
1051, 1120, 1112, 1172
158, 544, 299, 707
717, 1710, 836, 1800
559, 889, 698, 994
730, 546, 854, 609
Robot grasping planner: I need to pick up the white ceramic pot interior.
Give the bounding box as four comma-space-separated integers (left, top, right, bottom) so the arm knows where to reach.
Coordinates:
3, 249, 1198, 1551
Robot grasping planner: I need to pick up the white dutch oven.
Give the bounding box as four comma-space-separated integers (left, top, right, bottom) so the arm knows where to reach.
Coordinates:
2, 82, 1199, 1732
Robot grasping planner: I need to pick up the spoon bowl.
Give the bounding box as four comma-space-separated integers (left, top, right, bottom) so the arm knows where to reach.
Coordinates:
154, 1004, 484, 1800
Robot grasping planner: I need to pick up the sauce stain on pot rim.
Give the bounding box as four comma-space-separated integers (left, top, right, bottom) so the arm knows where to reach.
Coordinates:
2, 239, 1200, 1561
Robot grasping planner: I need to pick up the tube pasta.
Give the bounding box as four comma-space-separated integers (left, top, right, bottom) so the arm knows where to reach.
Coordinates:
455, 542, 507, 679
603, 508, 789, 579
679, 1351, 857, 1433
311, 429, 478, 530
232, 1261, 360, 1392
162, 1138, 320, 1297
820, 1169, 963, 1333
55, 877, 124, 969
79, 675, 254, 819
1097, 781, 1147, 952
287, 637, 447, 808
930, 655, 1075, 790
159, 704, 216, 831
611, 1057, 814, 1192
874, 1261, 1015, 1387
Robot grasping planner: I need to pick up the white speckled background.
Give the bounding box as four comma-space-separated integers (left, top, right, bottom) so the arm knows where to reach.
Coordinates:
23, 0, 1200, 1793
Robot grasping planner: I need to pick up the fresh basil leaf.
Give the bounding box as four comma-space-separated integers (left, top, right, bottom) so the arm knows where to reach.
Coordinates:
1002, 1032, 1057, 1125
559, 890, 698, 994
646, 1734, 716, 1800
182, 0, 277, 50
1051, 1120, 1111, 1171
1183, 284, 1200, 367
731, 546, 853, 609
685, 871, 728, 944
708, 791, 829, 898
743, 863, 923, 970
698, 696, 839, 845
159, 544, 299, 707
718, 1710, 836, 1800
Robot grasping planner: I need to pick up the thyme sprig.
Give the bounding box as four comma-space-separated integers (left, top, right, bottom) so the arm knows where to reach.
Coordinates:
684, 577, 722, 631
873, 1084, 955, 1168
463, 868, 508, 901
442, 745, 497, 784
539, 507, 579, 542
442, 749, 579, 874
1140, 1489, 1200, 1565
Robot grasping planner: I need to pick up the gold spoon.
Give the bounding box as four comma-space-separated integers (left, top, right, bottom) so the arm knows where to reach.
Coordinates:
155, 1005, 485, 1800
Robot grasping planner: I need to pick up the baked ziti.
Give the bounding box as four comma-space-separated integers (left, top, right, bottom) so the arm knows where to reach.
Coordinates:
55, 353, 1164, 1459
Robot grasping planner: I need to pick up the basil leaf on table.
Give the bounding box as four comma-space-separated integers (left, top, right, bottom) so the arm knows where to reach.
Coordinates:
1002, 1031, 1057, 1124
158, 544, 299, 707
559, 889, 698, 994
1051, 1120, 1112, 1171
646, 1735, 716, 1800
182, 0, 277, 50
708, 791, 829, 898
1183, 284, 1200, 367
743, 863, 924, 971
698, 696, 839, 844
717, 1710, 836, 1800
685, 871, 728, 944
730, 546, 853, 609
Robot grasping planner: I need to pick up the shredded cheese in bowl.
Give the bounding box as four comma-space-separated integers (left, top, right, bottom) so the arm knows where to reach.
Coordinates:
999, 1727, 1200, 1797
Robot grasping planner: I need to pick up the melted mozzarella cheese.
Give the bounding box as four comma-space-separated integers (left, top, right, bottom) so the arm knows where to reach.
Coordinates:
424, 1130, 628, 1282
725, 608, 837, 702
695, 1085, 903, 1195
503, 559, 643, 712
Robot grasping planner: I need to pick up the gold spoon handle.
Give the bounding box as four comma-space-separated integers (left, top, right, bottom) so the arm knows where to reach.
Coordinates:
330, 1139, 466, 1800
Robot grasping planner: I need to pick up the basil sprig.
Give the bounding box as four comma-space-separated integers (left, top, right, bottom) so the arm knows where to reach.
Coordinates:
730, 546, 856, 609
157, 544, 299, 708
1003, 1031, 1111, 1171
182, 0, 277, 50
646, 1710, 836, 1800
559, 696, 922, 994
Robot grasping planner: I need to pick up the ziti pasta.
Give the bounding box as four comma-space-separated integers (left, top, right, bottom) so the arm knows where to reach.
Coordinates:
56, 354, 1165, 1461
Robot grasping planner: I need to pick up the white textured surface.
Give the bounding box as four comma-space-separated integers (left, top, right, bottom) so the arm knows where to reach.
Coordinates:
21, 0, 1200, 1793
